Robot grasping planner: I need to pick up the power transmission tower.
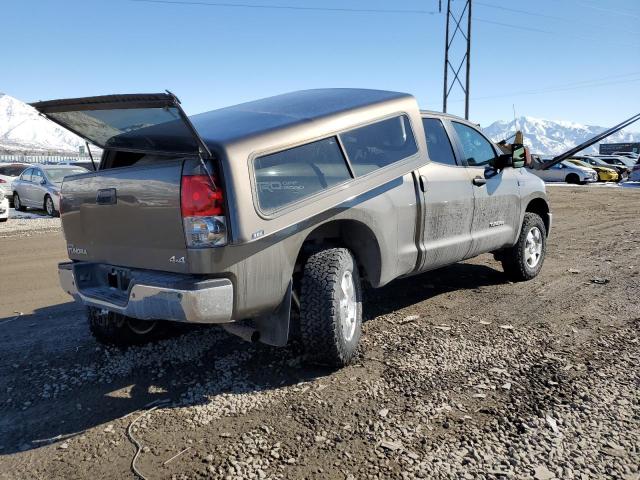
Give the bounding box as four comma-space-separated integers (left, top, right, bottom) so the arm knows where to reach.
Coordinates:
442, 0, 472, 119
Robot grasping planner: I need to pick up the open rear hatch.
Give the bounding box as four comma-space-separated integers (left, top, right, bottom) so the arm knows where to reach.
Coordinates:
31, 92, 211, 157
31, 93, 215, 273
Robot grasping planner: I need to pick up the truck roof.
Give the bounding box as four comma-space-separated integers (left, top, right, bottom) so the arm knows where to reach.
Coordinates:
189, 88, 414, 148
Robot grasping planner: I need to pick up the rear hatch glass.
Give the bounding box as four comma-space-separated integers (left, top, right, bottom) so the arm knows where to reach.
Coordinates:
31, 93, 208, 156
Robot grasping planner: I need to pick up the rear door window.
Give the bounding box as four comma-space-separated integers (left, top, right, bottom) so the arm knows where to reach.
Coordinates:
452, 121, 497, 167
422, 118, 457, 166
340, 115, 418, 176
254, 137, 351, 213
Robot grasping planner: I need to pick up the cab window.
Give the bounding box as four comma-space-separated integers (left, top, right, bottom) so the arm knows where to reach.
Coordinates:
340, 115, 418, 176
254, 137, 351, 213
422, 118, 457, 166
452, 122, 496, 167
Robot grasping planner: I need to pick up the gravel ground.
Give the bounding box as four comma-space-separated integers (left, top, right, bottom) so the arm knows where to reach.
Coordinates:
0, 187, 638, 480
0, 209, 60, 238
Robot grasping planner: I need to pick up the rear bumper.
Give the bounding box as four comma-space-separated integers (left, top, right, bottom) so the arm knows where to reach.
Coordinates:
58, 262, 234, 324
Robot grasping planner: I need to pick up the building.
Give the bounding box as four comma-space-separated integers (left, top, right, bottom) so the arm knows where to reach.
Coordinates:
599, 142, 640, 154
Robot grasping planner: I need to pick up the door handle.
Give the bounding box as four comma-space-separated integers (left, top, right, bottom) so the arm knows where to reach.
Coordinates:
472, 176, 487, 186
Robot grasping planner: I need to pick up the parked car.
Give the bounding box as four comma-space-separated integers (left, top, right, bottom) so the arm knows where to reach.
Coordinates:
579, 155, 628, 180
611, 151, 639, 161
12, 164, 88, 216
630, 162, 640, 182
0, 190, 8, 222
528, 158, 598, 184
592, 155, 636, 171
567, 159, 618, 182
0, 163, 29, 205
33, 89, 551, 367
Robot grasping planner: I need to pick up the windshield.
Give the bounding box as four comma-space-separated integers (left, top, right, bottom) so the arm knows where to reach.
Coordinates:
45, 168, 88, 183
570, 160, 590, 168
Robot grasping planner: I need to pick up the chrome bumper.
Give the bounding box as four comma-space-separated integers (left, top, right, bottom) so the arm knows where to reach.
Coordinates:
58, 263, 234, 324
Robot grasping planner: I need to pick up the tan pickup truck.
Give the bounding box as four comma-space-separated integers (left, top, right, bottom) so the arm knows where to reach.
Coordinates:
33, 89, 551, 367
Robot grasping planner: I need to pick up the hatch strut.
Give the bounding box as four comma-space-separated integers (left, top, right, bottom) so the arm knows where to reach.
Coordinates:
164, 90, 218, 190
85, 141, 97, 171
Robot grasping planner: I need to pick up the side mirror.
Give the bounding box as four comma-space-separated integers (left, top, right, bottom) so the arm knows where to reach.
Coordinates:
490, 153, 513, 170
511, 146, 526, 168
40, 178, 47, 185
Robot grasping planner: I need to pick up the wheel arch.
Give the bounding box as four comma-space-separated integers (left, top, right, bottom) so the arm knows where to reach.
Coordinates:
525, 197, 550, 236
294, 219, 383, 288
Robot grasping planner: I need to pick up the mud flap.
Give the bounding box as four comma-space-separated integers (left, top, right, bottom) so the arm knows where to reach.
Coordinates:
254, 281, 292, 347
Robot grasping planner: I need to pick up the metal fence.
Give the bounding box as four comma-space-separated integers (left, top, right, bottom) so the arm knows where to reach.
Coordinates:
0, 154, 97, 164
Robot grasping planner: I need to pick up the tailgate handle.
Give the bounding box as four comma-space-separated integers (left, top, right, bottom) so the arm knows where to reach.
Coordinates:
96, 188, 117, 205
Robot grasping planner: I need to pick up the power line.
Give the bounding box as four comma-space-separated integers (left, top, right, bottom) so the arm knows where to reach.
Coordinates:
475, 1, 565, 21
130, 0, 437, 15
449, 73, 640, 103
573, 1, 640, 20
476, 0, 640, 36
475, 17, 640, 48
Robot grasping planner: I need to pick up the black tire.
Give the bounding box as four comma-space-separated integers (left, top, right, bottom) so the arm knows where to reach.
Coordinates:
565, 173, 580, 184
44, 195, 58, 217
13, 193, 26, 211
0, 218, 7, 223
501, 213, 547, 282
299, 248, 363, 367
87, 307, 167, 347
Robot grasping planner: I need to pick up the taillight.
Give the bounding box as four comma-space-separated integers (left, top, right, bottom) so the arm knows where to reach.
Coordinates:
181, 174, 227, 247
0, 179, 5, 183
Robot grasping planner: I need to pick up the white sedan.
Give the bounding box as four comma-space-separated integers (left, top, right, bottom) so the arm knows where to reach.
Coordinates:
528, 160, 598, 184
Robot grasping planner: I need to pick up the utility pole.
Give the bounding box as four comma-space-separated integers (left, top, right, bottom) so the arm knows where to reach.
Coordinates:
442, 0, 472, 119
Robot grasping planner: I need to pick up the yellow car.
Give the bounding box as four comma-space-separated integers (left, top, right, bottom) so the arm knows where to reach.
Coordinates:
568, 159, 619, 182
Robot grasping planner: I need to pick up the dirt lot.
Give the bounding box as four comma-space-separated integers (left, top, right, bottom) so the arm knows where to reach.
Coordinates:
1, 187, 638, 480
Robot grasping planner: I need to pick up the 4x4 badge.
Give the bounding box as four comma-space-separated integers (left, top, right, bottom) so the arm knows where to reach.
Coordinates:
169, 256, 186, 264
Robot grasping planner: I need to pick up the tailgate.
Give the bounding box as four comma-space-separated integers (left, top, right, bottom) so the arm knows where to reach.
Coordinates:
61, 160, 190, 273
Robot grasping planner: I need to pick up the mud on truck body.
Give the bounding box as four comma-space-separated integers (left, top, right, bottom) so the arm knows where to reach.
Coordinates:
33, 89, 551, 366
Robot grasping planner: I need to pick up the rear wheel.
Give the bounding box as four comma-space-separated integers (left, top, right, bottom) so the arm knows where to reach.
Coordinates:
299, 248, 362, 367
13, 193, 25, 211
501, 213, 546, 281
87, 307, 167, 347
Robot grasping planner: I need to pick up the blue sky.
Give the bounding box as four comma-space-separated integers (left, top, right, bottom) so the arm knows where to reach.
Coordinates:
2, 0, 639, 127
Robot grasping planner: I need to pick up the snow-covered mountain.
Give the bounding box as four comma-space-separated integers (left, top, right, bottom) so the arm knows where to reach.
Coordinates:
483, 116, 640, 156
0, 92, 96, 154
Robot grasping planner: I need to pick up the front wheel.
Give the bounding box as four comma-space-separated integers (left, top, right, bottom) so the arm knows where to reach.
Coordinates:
566, 173, 580, 184
299, 248, 363, 367
500, 213, 547, 281
44, 195, 58, 217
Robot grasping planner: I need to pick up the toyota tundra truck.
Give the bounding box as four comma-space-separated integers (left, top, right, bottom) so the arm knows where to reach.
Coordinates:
32, 89, 551, 367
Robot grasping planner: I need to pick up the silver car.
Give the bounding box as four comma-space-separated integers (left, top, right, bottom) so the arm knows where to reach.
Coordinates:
528, 159, 598, 184
12, 165, 88, 216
